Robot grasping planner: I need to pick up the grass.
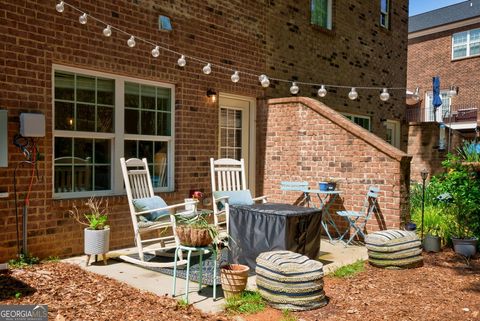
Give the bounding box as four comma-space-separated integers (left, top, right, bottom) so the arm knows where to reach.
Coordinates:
177, 298, 189, 309
281, 309, 297, 321
8, 254, 40, 269
332, 260, 365, 278
224, 291, 266, 314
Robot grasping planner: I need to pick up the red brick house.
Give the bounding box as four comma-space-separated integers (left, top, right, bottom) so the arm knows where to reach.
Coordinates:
0, 0, 409, 261
407, 0, 480, 180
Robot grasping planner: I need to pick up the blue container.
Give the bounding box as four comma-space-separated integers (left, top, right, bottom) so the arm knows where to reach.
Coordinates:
319, 182, 328, 191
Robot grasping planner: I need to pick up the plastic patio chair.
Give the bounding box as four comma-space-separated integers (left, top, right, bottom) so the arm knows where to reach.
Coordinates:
210, 158, 267, 237
337, 186, 380, 246
119, 157, 196, 268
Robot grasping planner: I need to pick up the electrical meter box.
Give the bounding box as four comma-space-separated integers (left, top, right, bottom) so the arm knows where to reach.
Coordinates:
20, 113, 45, 137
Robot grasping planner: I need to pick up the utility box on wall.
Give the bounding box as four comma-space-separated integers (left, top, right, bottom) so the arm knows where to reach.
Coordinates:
20, 113, 45, 137
0, 110, 7, 167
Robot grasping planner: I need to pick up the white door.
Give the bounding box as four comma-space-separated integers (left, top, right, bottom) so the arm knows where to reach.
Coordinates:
385, 120, 401, 149
218, 94, 255, 190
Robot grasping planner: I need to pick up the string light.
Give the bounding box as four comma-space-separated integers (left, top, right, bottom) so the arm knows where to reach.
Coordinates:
127, 36, 136, 48
151, 46, 160, 58
79, 13, 88, 24
55, 1, 413, 101
348, 87, 358, 100
231, 71, 240, 83
177, 55, 186, 67
318, 85, 327, 97
380, 88, 390, 101
290, 82, 299, 95
103, 25, 112, 37
55, 1, 64, 13
202, 63, 212, 75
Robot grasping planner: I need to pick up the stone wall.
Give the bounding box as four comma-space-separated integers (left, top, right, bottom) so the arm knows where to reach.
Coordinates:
260, 97, 412, 234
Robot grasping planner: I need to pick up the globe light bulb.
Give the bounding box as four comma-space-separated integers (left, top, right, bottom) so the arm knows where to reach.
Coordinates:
318, 85, 327, 97
127, 36, 136, 48
380, 88, 390, 101
56, 1, 64, 13
202, 63, 212, 75
177, 55, 186, 67
259, 74, 270, 88
414, 87, 420, 101
231, 71, 240, 83
348, 87, 358, 100
79, 13, 88, 25
103, 25, 112, 37
151, 46, 160, 58
290, 82, 299, 95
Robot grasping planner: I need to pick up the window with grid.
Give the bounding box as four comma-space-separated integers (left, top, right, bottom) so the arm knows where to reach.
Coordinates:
311, 0, 332, 30
343, 114, 371, 131
452, 29, 480, 59
53, 67, 174, 197
220, 108, 242, 160
380, 0, 390, 29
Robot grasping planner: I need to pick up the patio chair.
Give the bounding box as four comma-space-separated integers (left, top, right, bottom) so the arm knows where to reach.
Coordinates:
120, 157, 196, 268
210, 158, 267, 237
337, 186, 380, 246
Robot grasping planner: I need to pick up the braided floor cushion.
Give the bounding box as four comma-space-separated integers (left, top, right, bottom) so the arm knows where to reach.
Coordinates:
365, 230, 423, 269
255, 251, 327, 311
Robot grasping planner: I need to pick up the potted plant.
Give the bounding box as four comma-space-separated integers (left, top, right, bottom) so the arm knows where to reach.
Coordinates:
174, 211, 218, 247
420, 205, 444, 252
69, 197, 110, 266
457, 140, 480, 171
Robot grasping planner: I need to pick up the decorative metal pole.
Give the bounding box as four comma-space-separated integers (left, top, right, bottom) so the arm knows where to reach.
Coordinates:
420, 169, 429, 241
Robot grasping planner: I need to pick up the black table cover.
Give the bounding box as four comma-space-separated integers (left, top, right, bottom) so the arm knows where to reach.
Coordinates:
229, 203, 322, 270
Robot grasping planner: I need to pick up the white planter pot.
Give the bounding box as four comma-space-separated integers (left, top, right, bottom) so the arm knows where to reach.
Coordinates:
84, 227, 110, 255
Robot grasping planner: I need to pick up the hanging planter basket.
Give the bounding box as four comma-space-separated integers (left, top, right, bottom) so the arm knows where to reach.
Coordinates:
175, 225, 213, 247
461, 162, 480, 172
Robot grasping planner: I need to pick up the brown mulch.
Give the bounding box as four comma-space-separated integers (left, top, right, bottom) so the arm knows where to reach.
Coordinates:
244, 249, 480, 321
0, 262, 231, 321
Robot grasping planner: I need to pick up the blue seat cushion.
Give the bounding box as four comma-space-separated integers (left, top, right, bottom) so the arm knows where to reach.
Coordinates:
213, 190, 254, 210
133, 196, 170, 222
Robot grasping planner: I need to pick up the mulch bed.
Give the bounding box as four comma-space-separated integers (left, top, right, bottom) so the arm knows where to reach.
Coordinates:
1, 250, 479, 321
244, 249, 480, 321
0, 262, 231, 321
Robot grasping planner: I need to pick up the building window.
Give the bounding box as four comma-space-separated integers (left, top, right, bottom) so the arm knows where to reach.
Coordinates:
53, 66, 174, 198
380, 0, 390, 29
425, 91, 452, 122
343, 113, 371, 131
311, 0, 332, 30
452, 29, 480, 59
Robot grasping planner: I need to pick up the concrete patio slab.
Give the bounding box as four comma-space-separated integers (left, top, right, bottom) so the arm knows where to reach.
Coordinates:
63, 239, 368, 314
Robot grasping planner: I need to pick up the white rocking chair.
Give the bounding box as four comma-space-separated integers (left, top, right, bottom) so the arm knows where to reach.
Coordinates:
120, 157, 195, 268
210, 158, 267, 237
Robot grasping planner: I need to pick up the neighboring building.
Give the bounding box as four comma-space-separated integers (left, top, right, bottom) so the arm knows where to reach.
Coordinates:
0, 0, 409, 261
407, 0, 480, 135
407, 0, 480, 180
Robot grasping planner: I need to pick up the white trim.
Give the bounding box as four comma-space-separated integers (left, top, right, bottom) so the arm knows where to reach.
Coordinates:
451, 28, 480, 60
380, 0, 390, 29
409, 17, 480, 39
385, 120, 400, 148
449, 122, 477, 130
52, 64, 175, 198
218, 93, 257, 196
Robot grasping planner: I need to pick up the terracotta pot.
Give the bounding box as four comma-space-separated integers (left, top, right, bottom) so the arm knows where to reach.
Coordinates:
175, 226, 213, 246
220, 264, 250, 298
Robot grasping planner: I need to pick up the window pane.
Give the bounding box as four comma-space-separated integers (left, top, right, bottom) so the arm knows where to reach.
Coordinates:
141, 85, 156, 110
156, 88, 171, 111
153, 142, 168, 187
157, 112, 171, 136
73, 165, 92, 192
97, 78, 114, 105
470, 29, 480, 42
141, 111, 156, 135
54, 137, 72, 159
470, 42, 480, 56
311, 0, 329, 28
125, 82, 140, 108
76, 76, 96, 103
453, 45, 467, 58
76, 104, 96, 132
124, 109, 139, 134
453, 32, 467, 45
97, 106, 114, 133
74, 138, 93, 160
380, 0, 388, 12
55, 102, 74, 130
124, 140, 137, 159
138, 141, 154, 162
54, 72, 74, 101
95, 139, 110, 163
94, 166, 111, 190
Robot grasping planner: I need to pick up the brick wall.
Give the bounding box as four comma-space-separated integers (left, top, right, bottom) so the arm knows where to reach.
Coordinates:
260, 97, 412, 234
408, 122, 465, 182
0, 0, 409, 261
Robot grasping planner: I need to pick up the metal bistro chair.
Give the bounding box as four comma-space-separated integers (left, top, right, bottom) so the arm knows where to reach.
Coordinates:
337, 186, 380, 246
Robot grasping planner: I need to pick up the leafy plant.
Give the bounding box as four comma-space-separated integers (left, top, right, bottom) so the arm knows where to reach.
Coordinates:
457, 140, 480, 162
224, 291, 265, 314
332, 260, 365, 278
15, 292, 22, 299
8, 254, 40, 269
177, 298, 189, 309
281, 309, 298, 321
410, 205, 446, 238
69, 197, 109, 230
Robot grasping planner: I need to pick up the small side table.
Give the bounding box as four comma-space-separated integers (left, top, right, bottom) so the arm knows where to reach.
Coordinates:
172, 244, 217, 303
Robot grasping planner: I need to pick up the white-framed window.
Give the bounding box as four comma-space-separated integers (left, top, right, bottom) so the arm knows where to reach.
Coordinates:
343, 113, 371, 131
53, 65, 175, 198
425, 91, 451, 122
311, 0, 332, 30
380, 0, 390, 29
452, 28, 480, 59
